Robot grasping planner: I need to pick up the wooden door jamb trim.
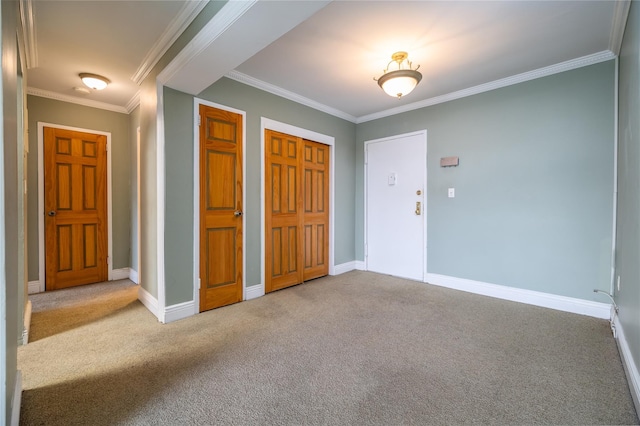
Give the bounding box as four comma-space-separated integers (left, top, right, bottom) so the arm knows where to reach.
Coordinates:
37, 121, 113, 292
192, 98, 247, 313
260, 117, 336, 296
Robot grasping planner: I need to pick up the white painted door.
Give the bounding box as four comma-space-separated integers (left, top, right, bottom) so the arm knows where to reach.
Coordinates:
365, 131, 426, 281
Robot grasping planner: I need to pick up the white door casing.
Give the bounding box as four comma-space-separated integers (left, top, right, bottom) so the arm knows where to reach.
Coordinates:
365, 131, 427, 281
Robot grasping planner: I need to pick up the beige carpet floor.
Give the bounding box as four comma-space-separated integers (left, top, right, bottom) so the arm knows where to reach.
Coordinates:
18, 271, 639, 425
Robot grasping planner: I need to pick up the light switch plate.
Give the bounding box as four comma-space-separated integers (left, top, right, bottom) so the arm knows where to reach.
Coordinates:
448, 188, 455, 198
388, 173, 397, 186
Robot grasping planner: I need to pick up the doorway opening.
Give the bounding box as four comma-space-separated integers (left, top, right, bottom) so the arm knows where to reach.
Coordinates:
37, 122, 113, 292
264, 130, 330, 292
364, 130, 427, 281
193, 99, 246, 312
260, 118, 335, 296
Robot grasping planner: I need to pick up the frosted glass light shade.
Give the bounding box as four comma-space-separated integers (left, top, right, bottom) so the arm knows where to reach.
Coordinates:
375, 51, 422, 99
79, 73, 110, 90
377, 69, 422, 99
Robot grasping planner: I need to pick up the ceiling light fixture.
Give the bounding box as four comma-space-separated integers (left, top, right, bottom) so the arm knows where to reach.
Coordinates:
374, 51, 422, 99
79, 73, 110, 90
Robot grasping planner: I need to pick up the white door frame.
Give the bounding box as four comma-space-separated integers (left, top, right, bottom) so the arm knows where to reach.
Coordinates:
37, 122, 113, 292
260, 118, 336, 296
364, 130, 427, 280
132, 126, 141, 284
192, 98, 247, 312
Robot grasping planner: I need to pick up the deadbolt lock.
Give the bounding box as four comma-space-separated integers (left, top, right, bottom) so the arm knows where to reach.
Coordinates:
416, 190, 422, 195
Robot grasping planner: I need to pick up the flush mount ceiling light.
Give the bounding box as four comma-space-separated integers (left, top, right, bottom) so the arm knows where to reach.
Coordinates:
79, 73, 110, 90
374, 51, 422, 99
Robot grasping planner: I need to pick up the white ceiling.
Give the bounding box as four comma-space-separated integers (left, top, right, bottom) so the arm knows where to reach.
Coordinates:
24, 1, 628, 120
24, 0, 208, 112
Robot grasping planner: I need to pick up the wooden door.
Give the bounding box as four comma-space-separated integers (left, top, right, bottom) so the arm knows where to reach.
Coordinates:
44, 127, 107, 290
265, 130, 303, 292
302, 140, 329, 281
199, 104, 243, 312
265, 130, 330, 293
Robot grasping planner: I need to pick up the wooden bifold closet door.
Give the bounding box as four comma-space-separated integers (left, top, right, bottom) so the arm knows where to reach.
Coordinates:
265, 130, 329, 293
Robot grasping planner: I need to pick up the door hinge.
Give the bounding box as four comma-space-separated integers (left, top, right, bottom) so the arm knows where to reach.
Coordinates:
106, 256, 110, 265
198, 278, 201, 289
365, 244, 368, 257
198, 115, 201, 126
364, 150, 367, 165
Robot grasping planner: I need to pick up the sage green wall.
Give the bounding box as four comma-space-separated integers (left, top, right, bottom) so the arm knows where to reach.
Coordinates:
139, 79, 159, 297
162, 78, 356, 305
616, 0, 640, 400
137, 0, 227, 299
356, 61, 615, 301
26, 96, 131, 280
163, 87, 194, 304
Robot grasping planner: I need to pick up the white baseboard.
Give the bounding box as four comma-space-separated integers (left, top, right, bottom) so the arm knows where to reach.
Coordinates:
138, 286, 159, 320
29, 269, 132, 292
333, 261, 357, 275
614, 315, 640, 414
425, 273, 611, 319
28, 280, 42, 294
246, 284, 265, 300
30, 269, 133, 291
111, 268, 130, 281
129, 268, 139, 284
22, 300, 32, 345
355, 260, 366, 271
164, 300, 196, 323
11, 370, 21, 426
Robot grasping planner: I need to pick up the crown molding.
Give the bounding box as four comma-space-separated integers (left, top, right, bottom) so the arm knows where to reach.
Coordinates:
126, 90, 141, 113
27, 87, 128, 114
224, 51, 616, 125
356, 50, 617, 123
158, 0, 257, 85
132, 0, 209, 85
609, 0, 631, 55
19, 0, 38, 69
225, 70, 358, 123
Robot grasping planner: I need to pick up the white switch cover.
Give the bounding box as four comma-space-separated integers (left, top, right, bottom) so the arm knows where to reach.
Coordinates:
388, 173, 397, 186
448, 188, 455, 198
